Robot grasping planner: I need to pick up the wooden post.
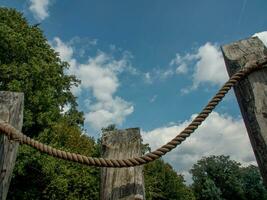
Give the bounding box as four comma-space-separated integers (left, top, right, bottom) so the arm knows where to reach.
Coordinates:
222, 37, 267, 187
0, 91, 24, 200
100, 128, 145, 200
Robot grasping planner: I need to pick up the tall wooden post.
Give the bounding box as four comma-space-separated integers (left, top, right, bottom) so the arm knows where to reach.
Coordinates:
0, 91, 24, 200
222, 37, 267, 187
100, 128, 145, 200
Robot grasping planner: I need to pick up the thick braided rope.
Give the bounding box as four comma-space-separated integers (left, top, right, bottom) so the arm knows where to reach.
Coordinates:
0, 59, 267, 168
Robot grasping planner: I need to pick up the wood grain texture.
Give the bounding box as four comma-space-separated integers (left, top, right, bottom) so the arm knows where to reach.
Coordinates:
0, 91, 24, 200
100, 128, 145, 200
222, 37, 267, 187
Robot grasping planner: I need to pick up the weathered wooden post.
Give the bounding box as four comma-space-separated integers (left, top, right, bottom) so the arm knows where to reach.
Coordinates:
0, 91, 24, 200
100, 128, 145, 200
222, 37, 267, 187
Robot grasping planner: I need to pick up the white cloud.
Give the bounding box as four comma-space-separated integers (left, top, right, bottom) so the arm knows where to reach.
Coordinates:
29, 0, 51, 21
85, 97, 133, 130
170, 54, 182, 66
142, 112, 256, 183
172, 43, 228, 94
192, 43, 228, 89
176, 63, 188, 74
144, 72, 152, 84
141, 51, 197, 84
147, 43, 227, 89
52, 37, 74, 62
155, 69, 173, 80
149, 95, 157, 103
175, 33, 267, 93
161, 69, 174, 79
51, 37, 134, 130
170, 53, 196, 75
253, 31, 267, 47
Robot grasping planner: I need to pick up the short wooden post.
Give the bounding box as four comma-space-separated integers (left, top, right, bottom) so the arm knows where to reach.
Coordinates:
100, 128, 145, 200
0, 91, 24, 200
222, 37, 267, 187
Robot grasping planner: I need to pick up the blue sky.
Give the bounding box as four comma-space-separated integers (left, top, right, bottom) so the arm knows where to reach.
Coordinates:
2, 0, 267, 182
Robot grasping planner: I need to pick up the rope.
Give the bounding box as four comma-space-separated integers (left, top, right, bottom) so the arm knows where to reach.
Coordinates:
1, 58, 267, 168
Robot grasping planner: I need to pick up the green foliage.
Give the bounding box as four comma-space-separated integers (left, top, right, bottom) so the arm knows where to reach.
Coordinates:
0, 7, 99, 199
144, 159, 195, 200
0, 7, 83, 138
240, 165, 267, 200
190, 155, 267, 200
197, 178, 223, 200
9, 120, 100, 200
101, 124, 117, 132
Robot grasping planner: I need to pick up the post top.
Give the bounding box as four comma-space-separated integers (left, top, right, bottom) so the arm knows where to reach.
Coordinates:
221, 36, 267, 75
101, 127, 141, 144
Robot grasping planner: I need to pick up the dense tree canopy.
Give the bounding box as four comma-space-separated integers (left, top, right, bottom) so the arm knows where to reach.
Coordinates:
240, 165, 267, 200
0, 8, 99, 199
9, 119, 100, 200
144, 159, 195, 200
0, 7, 83, 138
190, 155, 267, 200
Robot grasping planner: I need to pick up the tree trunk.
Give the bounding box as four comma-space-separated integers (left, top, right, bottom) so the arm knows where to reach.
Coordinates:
221, 37, 267, 187
0, 91, 24, 200
100, 128, 145, 200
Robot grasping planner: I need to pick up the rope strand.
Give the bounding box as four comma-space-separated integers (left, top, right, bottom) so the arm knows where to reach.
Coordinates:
0, 58, 266, 168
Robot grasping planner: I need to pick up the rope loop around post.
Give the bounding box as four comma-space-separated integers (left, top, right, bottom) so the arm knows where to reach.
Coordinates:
0, 58, 267, 168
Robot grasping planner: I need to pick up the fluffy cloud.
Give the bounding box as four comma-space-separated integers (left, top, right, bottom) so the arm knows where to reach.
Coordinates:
52, 37, 74, 61
170, 43, 228, 94
85, 97, 133, 130
253, 31, 267, 47
142, 112, 256, 183
51, 37, 134, 130
29, 0, 51, 21
170, 53, 196, 75
148, 42, 227, 91
184, 32, 267, 92
161, 43, 227, 87
176, 32, 267, 93
192, 43, 228, 89
148, 31, 267, 88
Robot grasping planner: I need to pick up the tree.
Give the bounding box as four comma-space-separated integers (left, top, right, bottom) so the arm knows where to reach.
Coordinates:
0, 7, 83, 138
191, 155, 244, 200
0, 8, 100, 199
144, 159, 195, 200
197, 178, 223, 200
240, 165, 267, 200
9, 119, 101, 200
190, 155, 267, 200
